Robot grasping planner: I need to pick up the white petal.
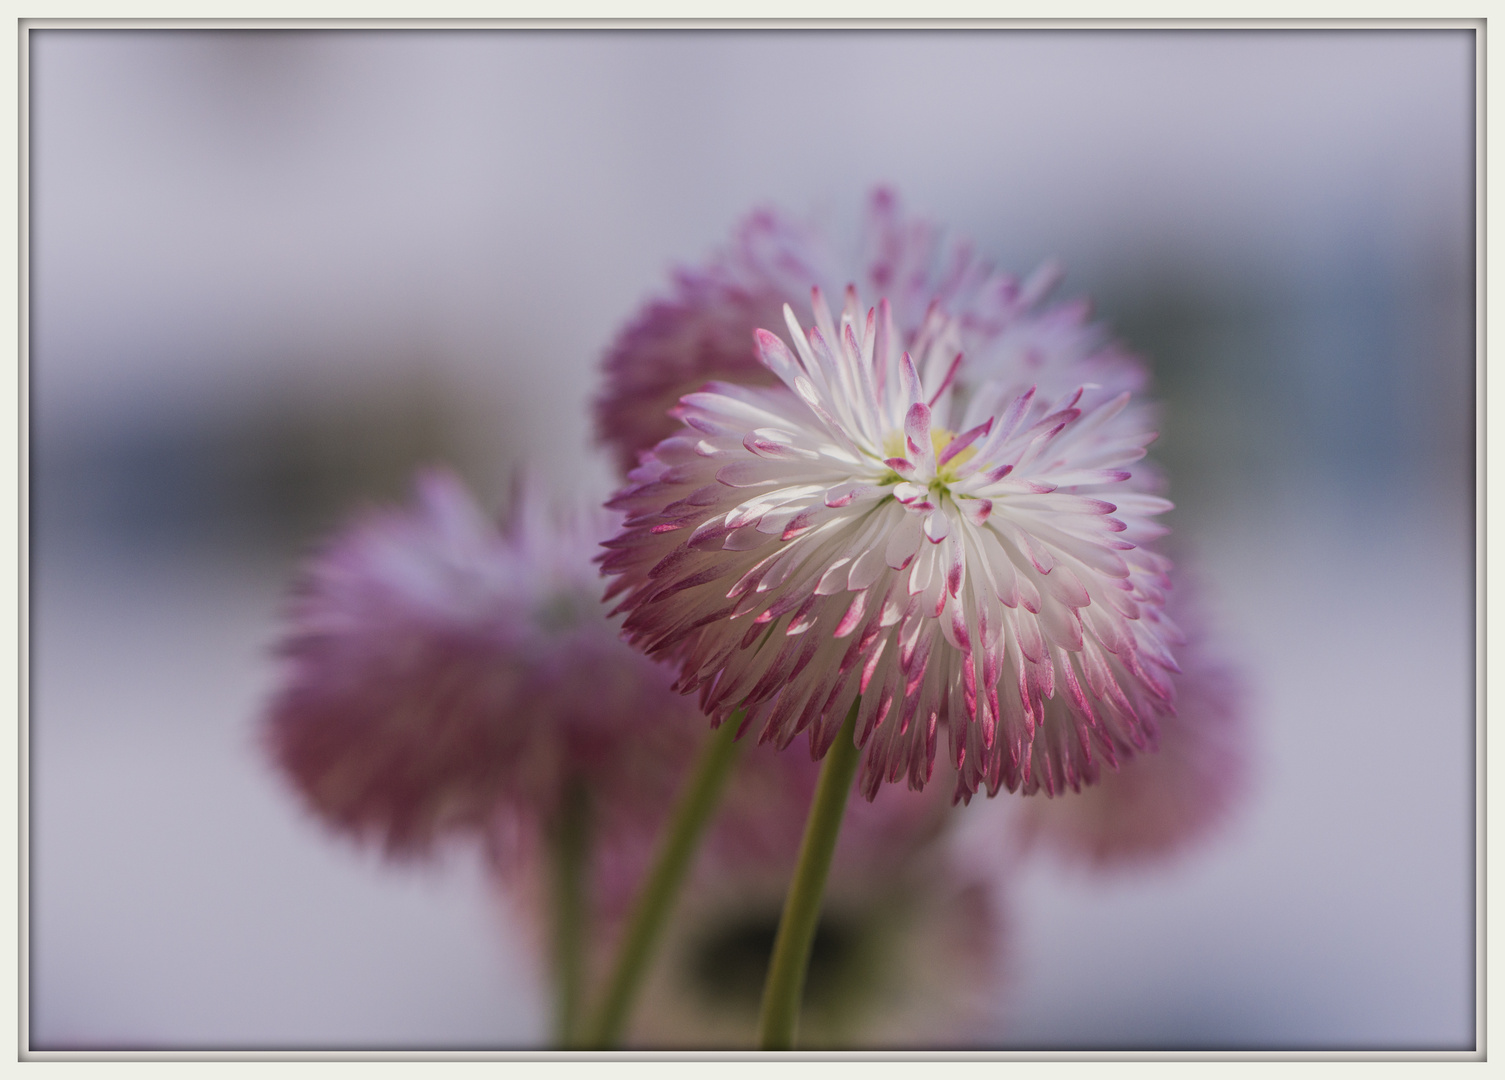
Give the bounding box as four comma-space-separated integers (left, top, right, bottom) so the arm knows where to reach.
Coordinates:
884, 512, 924, 570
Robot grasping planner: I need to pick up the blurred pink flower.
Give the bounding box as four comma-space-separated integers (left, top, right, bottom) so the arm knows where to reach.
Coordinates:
601, 283, 1180, 802
1011, 576, 1248, 867
263, 469, 701, 857
595, 188, 1148, 475
594, 210, 805, 476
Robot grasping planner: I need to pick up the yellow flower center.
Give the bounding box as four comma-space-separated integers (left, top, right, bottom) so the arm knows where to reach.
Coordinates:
931, 428, 977, 476
879, 428, 976, 486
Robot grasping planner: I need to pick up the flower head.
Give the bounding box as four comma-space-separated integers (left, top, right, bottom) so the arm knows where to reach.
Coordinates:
594, 208, 818, 475
264, 469, 701, 856
602, 285, 1180, 801
596, 188, 1148, 475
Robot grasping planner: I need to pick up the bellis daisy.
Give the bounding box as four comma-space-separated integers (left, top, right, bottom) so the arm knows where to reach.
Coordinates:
594, 206, 816, 475
264, 469, 700, 857
596, 188, 1148, 476
601, 287, 1180, 802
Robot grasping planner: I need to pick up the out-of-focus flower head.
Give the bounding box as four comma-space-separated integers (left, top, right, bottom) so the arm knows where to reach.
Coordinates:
601, 276, 1179, 802
263, 468, 702, 858
1011, 572, 1249, 867
596, 188, 1149, 475
595, 209, 816, 476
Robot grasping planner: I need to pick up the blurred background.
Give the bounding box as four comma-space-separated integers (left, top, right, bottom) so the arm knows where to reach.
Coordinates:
27, 28, 1476, 1049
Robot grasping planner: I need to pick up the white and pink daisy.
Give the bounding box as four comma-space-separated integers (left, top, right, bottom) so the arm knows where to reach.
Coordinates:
601, 286, 1181, 802
264, 469, 702, 857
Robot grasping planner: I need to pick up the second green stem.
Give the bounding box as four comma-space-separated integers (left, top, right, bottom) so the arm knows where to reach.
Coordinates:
550, 778, 591, 1048
583, 714, 744, 1048
757, 697, 862, 1051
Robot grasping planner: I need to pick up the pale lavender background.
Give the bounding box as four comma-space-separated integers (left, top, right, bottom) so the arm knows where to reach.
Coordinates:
28, 29, 1475, 1049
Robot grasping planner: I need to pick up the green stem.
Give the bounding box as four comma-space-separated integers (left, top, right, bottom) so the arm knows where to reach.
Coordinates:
583, 714, 745, 1048
757, 697, 862, 1051
550, 778, 591, 1048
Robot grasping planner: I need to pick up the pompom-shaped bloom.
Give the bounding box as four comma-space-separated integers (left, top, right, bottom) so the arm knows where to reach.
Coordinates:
265, 469, 700, 856
594, 208, 817, 475
602, 288, 1180, 801
596, 188, 1148, 475
1012, 577, 1248, 867
592, 188, 1143, 475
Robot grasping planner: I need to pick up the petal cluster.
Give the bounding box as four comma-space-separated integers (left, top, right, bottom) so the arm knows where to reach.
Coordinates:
596, 187, 1144, 475
264, 470, 700, 856
595, 207, 829, 474
1013, 577, 1248, 866
603, 288, 1180, 800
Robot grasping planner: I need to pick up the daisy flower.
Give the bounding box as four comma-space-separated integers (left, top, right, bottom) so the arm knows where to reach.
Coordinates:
601, 287, 1180, 802
594, 206, 817, 475
596, 188, 1148, 476
264, 469, 701, 857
